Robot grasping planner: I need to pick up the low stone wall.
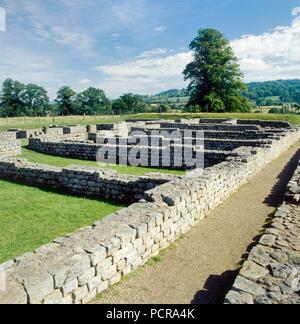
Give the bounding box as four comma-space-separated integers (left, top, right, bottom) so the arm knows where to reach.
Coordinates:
237, 119, 291, 129
89, 132, 270, 151
196, 118, 291, 129
0, 132, 22, 158
225, 158, 300, 304
6, 125, 87, 140
28, 138, 230, 169
160, 122, 261, 131
7, 128, 45, 139
0, 132, 17, 141
0, 127, 299, 304
129, 129, 274, 140
0, 159, 176, 204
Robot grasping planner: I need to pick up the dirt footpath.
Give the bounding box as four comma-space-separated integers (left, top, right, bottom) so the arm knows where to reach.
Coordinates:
92, 143, 300, 304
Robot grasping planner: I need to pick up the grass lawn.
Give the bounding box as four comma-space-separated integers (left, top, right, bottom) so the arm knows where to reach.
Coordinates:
1, 113, 300, 132
0, 179, 123, 264
133, 113, 300, 125
19, 144, 185, 176
0, 115, 127, 132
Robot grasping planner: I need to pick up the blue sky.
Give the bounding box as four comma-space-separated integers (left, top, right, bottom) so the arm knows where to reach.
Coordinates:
0, 0, 300, 98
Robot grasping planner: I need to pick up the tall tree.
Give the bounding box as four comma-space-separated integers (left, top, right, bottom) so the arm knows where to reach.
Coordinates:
55, 86, 77, 115
0, 78, 26, 117
23, 83, 49, 116
183, 29, 251, 112
76, 87, 111, 115
112, 93, 147, 115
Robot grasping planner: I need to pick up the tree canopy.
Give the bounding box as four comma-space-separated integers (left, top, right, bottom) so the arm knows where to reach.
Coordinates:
183, 28, 251, 112
75, 87, 111, 115
0, 79, 50, 117
112, 94, 147, 115
55, 86, 77, 115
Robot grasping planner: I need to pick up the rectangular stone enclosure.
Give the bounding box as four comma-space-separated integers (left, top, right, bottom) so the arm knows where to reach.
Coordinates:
0, 118, 299, 304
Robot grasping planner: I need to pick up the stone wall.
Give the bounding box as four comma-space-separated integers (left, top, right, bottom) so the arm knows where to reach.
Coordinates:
0, 132, 17, 141
5, 125, 87, 140
160, 122, 261, 131
196, 118, 291, 129
225, 157, 300, 304
0, 127, 299, 304
129, 129, 275, 140
0, 159, 176, 204
0, 133, 21, 158
237, 119, 291, 129
28, 138, 230, 169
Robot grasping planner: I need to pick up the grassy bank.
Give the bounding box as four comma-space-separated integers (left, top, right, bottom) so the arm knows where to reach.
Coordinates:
0, 179, 123, 264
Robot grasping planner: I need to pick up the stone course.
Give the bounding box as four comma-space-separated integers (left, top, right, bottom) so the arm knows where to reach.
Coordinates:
28, 138, 230, 169
0, 159, 176, 204
225, 157, 300, 304
0, 121, 299, 304
0, 132, 21, 158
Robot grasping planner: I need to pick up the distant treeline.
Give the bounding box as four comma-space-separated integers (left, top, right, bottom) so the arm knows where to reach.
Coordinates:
2, 78, 300, 117
0, 79, 151, 117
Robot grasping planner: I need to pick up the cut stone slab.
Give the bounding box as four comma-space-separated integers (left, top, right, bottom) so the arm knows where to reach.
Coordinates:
239, 261, 269, 280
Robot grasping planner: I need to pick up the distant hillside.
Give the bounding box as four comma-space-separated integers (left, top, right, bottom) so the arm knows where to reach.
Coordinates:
244, 80, 300, 105
140, 88, 189, 106
156, 89, 189, 98
141, 80, 300, 106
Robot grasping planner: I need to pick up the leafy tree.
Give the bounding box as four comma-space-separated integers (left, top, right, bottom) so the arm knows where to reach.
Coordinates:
55, 86, 77, 115
203, 92, 225, 112
0, 79, 26, 117
23, 83, 49, 116
185, 104, 202, 113
183, 28, 251, 112
158, 104, 170, 113
112, 93, 147, 115
75, 87, 111, 115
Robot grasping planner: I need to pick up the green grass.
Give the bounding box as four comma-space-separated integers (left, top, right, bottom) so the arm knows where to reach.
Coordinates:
1, 112, 300, 132
19, 144, 185, 176
0, 115, 127, 132
132, 112, 300, 125
0, 179, 123, 264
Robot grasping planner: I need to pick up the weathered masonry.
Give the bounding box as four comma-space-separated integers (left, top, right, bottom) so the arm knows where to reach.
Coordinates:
225, 157, 300, 305
27, 119, 287, 170
0, 159, 176, 204
0, 118, 299, 304
0, 132, 21, 158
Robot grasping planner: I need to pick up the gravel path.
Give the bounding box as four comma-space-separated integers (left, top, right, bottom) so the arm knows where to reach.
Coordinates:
92, 143, 300, 305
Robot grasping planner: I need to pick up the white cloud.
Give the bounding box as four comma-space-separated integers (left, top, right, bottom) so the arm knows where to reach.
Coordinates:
154, 26, 167, 32
95, 51, 192, 97
79, 78, 92, 84
2, 0, 95, 55
292, 7, 300, 16
231, 7, 300, 81
0, 7, 6, 32
137, 48, 169, 58
96, 7, 300, 96
112, 0, 146, 24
